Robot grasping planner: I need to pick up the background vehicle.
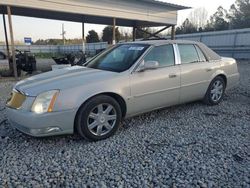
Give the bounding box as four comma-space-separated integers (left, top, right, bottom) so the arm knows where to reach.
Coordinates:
52, 51, 86, 66
6, 40, 239, 141
0, 51, 6, 60
9, 49, 37, 76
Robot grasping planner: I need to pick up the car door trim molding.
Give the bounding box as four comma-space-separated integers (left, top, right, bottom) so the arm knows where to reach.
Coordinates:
129, 85, 180, 99
181, 80, 209, 88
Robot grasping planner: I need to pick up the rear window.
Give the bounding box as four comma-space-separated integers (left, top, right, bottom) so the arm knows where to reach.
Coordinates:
178, 44, 200, 64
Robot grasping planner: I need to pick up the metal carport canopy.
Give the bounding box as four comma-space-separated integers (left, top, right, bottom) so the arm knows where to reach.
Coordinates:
0, 0, 189, 27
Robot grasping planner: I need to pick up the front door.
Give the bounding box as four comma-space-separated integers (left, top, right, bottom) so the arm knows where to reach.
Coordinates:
128, 44, 181, 116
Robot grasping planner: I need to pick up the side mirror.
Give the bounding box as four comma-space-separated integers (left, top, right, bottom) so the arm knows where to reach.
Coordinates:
137, 60, 159, 72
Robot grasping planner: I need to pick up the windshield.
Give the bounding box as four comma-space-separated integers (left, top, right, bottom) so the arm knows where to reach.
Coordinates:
86, 44, 149, 72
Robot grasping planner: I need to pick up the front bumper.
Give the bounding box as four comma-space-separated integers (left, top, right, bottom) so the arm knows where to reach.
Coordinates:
6, 107, 77, 137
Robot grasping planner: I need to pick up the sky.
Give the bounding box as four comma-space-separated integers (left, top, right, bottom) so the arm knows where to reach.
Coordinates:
0, 0, 236, 42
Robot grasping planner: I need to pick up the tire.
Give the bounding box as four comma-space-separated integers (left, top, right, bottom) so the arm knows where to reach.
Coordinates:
203, 76, 226, 105
76, 95, 122, 141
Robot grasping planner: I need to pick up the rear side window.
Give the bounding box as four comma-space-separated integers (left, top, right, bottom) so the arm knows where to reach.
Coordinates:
195, 45, 207, 62
178, 44, 200, 64
144, 44, 175, 67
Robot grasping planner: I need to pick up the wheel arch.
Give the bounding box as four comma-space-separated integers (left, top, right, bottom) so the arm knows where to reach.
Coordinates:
216, 74, 227, 87
210, 70, 228, 87
74, 92, 127, 132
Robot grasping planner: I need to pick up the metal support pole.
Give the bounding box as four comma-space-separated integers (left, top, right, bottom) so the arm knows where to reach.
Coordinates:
82, 22, 85, 53
133, 27, 137, 41
2, 14, 11, 71
7, 6, 18, 79
171, 25, 176, 40
61, 23, 66, 45
112, 18, 116, 45
232, 32, 238, 58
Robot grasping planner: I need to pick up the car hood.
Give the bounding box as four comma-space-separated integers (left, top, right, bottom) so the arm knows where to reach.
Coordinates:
15, 66, 118, 96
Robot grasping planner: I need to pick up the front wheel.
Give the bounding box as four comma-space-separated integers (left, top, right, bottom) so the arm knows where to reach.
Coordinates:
76, 95, 122, 141
203, 76, 226, 105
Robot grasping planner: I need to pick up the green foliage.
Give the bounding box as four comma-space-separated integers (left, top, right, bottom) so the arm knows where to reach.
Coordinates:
86, 30, 100, 43
102, 26, 121, 44
34, 38, 83, 45
228, 0, 250, 29
175, 0, 250, 34
205, 6, 229, 31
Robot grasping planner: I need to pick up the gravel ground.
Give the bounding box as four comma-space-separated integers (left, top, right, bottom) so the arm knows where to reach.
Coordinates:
0, 61, 249, 187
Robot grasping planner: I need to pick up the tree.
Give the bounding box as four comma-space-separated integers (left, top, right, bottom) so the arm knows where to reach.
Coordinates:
228, 0, 250, 29
102, 26, 121, 44
119, 28, 132, 41
205, 6, 229, 31
189, 8, 209, 29
176, 19, 198, 34
34, 39, 64, 45
86, 30, 100, 43
34, 38, 83, 45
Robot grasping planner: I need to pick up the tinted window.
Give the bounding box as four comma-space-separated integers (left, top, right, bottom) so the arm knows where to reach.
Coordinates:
87, 44, 149, 72
195, 45, 207, 62
144, 45, 175, 67
178, 44, 200, 64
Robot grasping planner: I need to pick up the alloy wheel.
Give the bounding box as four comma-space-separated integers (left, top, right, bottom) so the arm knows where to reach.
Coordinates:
87, 103, 117, 136
210, 80, 224, 102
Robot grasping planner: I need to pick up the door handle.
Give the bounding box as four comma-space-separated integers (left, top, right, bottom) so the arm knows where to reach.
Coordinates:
206, 68, 213, 72
169, 74, 177, 78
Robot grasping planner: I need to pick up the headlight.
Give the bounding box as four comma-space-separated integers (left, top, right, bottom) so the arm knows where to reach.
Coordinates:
31, 90, 59, 114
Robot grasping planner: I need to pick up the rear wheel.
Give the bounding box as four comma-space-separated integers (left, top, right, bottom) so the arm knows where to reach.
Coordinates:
203, 76, 226, 105
76, 95, 122, 141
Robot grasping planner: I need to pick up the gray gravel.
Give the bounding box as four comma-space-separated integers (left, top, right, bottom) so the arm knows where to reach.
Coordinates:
0, 61, 250, 187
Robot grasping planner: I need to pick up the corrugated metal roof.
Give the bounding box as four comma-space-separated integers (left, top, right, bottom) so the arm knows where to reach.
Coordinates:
137, 0, 190, 10
0, 0, 190, 26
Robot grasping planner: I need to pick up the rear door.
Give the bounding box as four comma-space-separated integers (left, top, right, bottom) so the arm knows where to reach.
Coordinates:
128, 44, 181, 115
178, 44, 220, 103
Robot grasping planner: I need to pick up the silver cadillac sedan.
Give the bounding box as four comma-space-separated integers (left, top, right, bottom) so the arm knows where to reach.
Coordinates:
6, 40, 239, 141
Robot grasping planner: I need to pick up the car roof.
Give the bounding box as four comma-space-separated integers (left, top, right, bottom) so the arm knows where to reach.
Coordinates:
125, 40, 200, 46
124, 40, 221, 61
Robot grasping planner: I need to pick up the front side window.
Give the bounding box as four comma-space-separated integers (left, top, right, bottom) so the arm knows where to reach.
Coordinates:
178, 44, 200, 64
86, 44, 149, 72
144, 44, 175, 67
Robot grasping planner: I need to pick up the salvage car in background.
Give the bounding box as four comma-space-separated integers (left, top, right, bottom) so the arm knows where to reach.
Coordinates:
0, 50, 37, 76
0, 51, 6, 60
6, 40, 239, 141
